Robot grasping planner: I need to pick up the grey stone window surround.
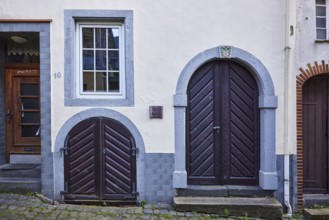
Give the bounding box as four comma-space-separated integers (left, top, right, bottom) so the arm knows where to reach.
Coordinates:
173, 46, 278, 190
53, 108, 145, 201
64, 10, 134, 106
0, 22, 52, 197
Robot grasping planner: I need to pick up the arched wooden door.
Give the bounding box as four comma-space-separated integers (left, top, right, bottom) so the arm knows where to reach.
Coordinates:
63, 117, 137, 203
303, 74, 329, 194
186, 60, 260, 185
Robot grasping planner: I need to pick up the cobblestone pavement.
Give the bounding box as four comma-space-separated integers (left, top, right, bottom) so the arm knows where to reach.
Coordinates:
0, 193, 300, 220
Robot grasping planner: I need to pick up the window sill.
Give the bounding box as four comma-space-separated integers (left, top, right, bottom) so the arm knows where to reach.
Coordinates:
315, 39, 329, 43
64, 97, 134, 107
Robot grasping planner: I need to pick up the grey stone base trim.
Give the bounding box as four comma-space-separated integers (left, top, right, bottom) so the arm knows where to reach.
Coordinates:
145, 153, 174, 203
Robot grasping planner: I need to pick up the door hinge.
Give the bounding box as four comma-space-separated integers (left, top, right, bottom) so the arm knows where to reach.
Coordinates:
60, 136, 69, 157
60, 181, 68, 201
60, 190, 67, 201
131, 147, 139, 156
60, 147, 68, 157
130, 137, 138, 156
132, 182, 139, 196
60, 190, 67, 196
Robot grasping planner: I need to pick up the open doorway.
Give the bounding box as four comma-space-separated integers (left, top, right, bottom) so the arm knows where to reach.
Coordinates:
0, 32, 40, 164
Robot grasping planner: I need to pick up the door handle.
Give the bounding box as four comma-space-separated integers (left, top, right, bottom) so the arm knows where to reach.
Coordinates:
213, 126, 221, 130
6, 110, 13, 122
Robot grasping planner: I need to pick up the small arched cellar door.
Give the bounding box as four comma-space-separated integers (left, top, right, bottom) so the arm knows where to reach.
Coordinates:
63, 117, 137, 203
186, 60, 260, 185
303, 74, 329, 194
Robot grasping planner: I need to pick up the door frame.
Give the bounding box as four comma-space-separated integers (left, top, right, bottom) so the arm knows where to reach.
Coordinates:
53, 108, 146, 201
63, 117, 137, 202
173, 46, 278, 190
296, 61, 329, 209
0, 21, 51, 196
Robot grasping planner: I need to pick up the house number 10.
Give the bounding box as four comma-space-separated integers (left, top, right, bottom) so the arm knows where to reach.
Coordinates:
53, 72, 62, 79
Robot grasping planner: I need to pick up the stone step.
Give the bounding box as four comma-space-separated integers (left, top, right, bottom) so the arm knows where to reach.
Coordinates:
304, 208, 329, 220
0, 177, 41, 193
176, 185, 274, 197
174, 196, 283, 219
0, 164, 41, 178
304, 194, 329, 208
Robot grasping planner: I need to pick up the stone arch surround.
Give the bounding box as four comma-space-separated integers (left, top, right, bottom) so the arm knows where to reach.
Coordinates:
173, 46, 278, 190
53, 108, 145, 201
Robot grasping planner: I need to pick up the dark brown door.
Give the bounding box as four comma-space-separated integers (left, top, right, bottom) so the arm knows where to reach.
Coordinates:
186, 60, 260, 185
6, 69, 40, 161
303, 75, 329, 194
64, 117, 137, 202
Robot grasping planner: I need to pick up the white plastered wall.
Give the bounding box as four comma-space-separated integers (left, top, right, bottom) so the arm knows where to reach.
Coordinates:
0, 0, 289, 154
296, 0, 329, 67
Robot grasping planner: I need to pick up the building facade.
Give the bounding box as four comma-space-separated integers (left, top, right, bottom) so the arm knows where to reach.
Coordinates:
0, 0, 299, 213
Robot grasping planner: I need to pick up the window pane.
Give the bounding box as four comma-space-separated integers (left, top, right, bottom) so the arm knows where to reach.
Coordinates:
317, 18, 327, 28
82, 28, 94, 48
96, 50, 107, 70
22, 98, 39, 109
108, 51, 119, 70
108, 28, 119, 49
108, 72, 120, 92
317, 29, 327, 39
83, 50, 94, 70
316, 0, 326, 5
21, 84, 39, 96
316, 6, 326, 16
22, 125, 39, 137
96, 72, 107, 91
95, 28, 106, 48
83, 72, 94, 92
21, 112, 40, 123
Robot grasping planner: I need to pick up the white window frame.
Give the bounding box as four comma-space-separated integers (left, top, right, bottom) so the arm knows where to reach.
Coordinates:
75, 22, 126, 99
316, 0, 328, 40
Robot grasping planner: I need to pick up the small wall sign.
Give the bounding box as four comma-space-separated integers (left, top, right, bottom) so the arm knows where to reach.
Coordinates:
149, 106, 163, 119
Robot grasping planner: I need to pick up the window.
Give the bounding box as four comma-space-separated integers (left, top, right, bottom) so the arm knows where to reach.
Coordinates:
64, 10, 134, 106
77, 23, 124, 98
316, 0, 327, 39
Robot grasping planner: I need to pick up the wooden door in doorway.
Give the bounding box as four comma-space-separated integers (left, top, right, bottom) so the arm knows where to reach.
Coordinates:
64, 117, 137, 203
303, 74, 329, 193
6, 69, 40, 161
186, 60, 260, 186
